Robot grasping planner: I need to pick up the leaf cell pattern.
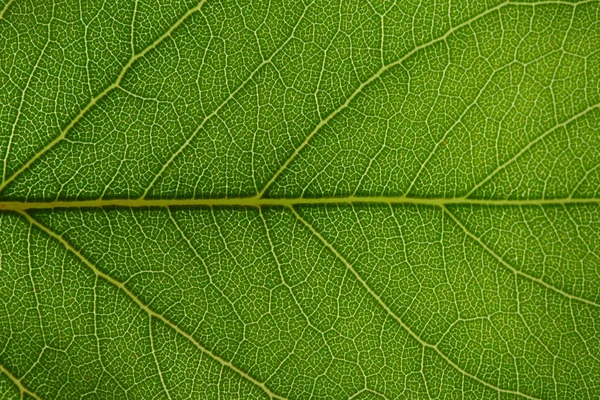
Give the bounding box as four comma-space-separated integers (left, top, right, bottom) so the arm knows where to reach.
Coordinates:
0, 0, 599, 399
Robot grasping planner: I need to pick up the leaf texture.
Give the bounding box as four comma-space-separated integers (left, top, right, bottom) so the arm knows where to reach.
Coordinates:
0, 0, 599, 399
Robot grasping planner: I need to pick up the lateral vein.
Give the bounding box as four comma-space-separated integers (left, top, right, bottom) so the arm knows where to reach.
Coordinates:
16, 210, 288, 400
257, 0, 597, 198
0, 0, 208, 194
442, 205, 600, 308
465, 102, 600, 198
257, 0, 509, 197
289, 206, 540, 400
0, 0, 15, 19
0, 362, 42, 400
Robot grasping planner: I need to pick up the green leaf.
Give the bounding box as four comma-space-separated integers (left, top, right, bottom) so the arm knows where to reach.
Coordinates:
1, 0, 599, 398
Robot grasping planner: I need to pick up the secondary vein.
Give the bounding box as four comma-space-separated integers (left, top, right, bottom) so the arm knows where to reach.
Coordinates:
0, 0, 208, 194
257, 0, 509, 198
442, 205, 600, 308
17, 209, 288, 400
0, 362, 42, 400
289, 205, 541, 400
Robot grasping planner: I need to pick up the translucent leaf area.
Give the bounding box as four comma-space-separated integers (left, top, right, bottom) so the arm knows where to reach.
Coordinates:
1, 0, 599, 398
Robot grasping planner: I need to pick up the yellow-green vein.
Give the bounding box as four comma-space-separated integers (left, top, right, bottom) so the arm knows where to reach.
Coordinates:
16, 209, 288, 400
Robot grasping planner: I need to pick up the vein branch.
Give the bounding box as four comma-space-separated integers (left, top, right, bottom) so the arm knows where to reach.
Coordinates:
288, 205, 540, 400
149, 316, 173, 400
465, 102, 600, 198
0, 362, 42, 400
257, 0, 510, 198
16, 210, 288, 400
258, 0, 596, 198
442, 205, 600, 308
0, 0, 208, 194
140, 0, 312, 198
0, 0, 15, 19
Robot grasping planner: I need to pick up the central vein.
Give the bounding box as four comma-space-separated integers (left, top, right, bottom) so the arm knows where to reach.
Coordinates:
0, 196, 598, 210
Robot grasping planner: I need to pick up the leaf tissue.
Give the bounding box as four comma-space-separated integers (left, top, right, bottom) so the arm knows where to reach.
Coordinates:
1, 0, 599, 398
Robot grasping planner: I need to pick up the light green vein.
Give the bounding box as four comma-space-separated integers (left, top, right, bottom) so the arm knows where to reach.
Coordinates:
16, 210, 288, 400
0, 0, 208, 194
257, 0, 596, 198
256, 0, 513, 197
149, 316, 173, 400
0, 0, 15, 19
465, 102, 600, 197
0, 196, 598, 211
289, 205, 540, 400
258, 0, 597, 198
2, 12, 51, 183
442, 205, 600, 308
0, 363, 42, 400
140, 0, 312, 198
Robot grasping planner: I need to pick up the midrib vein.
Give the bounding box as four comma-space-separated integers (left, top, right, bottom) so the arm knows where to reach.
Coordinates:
0, 196, 598, 210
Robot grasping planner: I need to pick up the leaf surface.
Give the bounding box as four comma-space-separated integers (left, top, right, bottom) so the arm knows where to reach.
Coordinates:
1, 0, 599, 398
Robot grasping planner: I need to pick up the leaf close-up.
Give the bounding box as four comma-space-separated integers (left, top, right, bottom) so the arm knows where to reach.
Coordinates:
1, 0, 600, 398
